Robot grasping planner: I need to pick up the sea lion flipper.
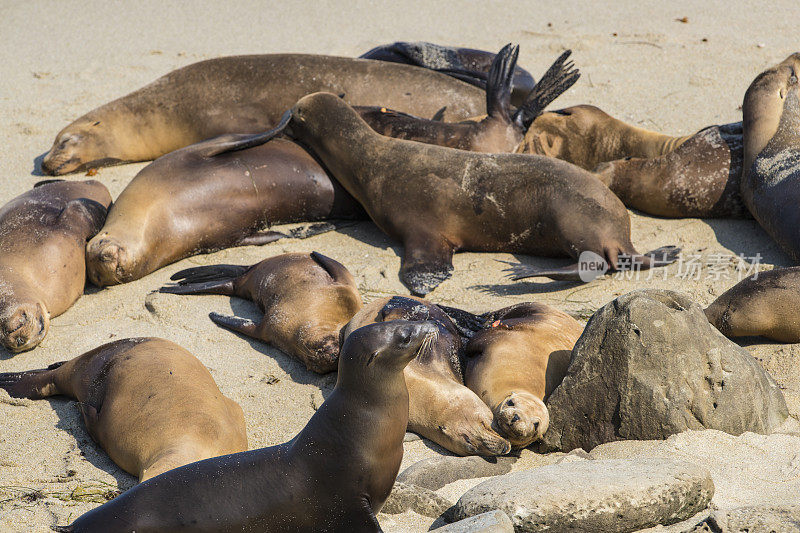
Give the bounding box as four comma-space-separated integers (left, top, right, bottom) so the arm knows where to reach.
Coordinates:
209, 312, 262, 340
513, 50, 580, 128
310, 251, 353, 284
485, 43, 518, 121
57, 198, 109, 237
399, 238, 455, 296
436, 304, 484, 338
234, 231, 288, 247
430, 106, 447, 122
159, 279, 236, 296
196, 110, 293, 158
499, 260, 583, 282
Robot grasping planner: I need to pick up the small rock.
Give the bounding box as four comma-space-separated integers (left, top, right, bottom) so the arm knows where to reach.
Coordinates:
403, 432, 421, 442
381, 481, 453, 518
452, 457, 714, 533
697, 506, 800, 532
398, 455, 517, 491
554, 448, 590, 464
432, 510, 513, 532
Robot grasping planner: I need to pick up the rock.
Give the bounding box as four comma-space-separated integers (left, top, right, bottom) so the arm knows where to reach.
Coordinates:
541, 289, 788, 453
554, 448, 590, 464
700, 506, 800, 532
431, 510, 514, 532
452, 456, 714, 533
381, 481, 453, 518
397, 455, 517, 491
403, 432, 422, 442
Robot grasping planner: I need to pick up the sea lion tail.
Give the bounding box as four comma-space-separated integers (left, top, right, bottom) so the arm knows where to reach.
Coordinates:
513, 50, 580, 129
0, 361, 64, 399
485, 43, 519, 120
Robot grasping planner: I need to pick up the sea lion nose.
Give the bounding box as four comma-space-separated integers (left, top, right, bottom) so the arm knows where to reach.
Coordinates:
511, 414, 520, 423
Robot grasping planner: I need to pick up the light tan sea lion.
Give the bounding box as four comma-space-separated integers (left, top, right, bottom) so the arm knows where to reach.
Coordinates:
0, 337, 247, 482
0, 180, 111, 353
463, 303, 584, 447
160, 252, 362, 374
342, 296, 511, 457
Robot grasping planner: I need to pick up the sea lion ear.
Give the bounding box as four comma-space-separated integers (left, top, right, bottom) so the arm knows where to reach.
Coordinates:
57, 198, 108, 237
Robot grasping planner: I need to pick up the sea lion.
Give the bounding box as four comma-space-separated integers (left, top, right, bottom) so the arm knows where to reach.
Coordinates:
593, 122, 750, 218
160, 252, 362, 374
0, 338, 247, 482
705, 267, 800, 343
0, 180, 111, 353
41, 54, 487, 175
342, 296, 511, 456
741, 52, 800, 260
86, 137, 364, 286
463, 303, 584, 447
52, 320, 437, 533
359, 40, 537, 106
231, 92, 679, 294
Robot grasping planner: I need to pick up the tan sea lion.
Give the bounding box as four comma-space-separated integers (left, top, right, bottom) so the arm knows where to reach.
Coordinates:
233, 92, 679, 294
0, 180, 111, 353
463, 303, 584, 447
52, 320, 437, 533
741, 52, 800, 260
705, 267, 800, 343
160, 252, 362, 374
0, 338, 247, 482
342, 296, 511, 457
41, 54, 489, 175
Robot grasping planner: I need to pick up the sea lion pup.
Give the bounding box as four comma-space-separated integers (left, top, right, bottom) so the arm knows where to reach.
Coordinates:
357, 44, 579, 154
462, 303, 583, 448
705, 267, 800, 343
593, 122, 750, 218
86, 135, 364, 287
232, 92, 679, 294
360, 40, 537, 105
0, 180, 110, 353
342, 296, 511, 457
0, 338, 247, 482
52, 321, 437, 533
160, 252, 362, 373
41, 54, 487, 175
741, 52, 800, 260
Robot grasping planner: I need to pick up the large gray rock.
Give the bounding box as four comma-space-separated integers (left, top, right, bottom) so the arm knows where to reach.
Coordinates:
381, 481, 453, 518
432, 510, 513, 532
541, 290, 788, 452
452, 456, 714, 533
398, 456, 517, 491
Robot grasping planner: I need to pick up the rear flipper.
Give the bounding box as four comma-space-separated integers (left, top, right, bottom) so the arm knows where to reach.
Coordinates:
513, 50, 580, 129
0, 361, 65, 399
209, 312, 263, 341
160, 264, 247, 295
485, 44, 519, 122
399, 237, 455, 296
436, 304, 485, 339
310, 251, 355, 284
234, 221, 357, 248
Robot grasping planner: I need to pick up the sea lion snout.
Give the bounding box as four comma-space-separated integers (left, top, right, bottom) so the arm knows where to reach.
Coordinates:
0, 303, 50, 353
42, 133, 83, 175
496, 392, 550, 447
86, 237, 130, 286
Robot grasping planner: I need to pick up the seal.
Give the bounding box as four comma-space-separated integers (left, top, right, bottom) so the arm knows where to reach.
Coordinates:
705, 267, 800, 343
160, 252, 362, 374
51, 320, 437, 533
740, 52, 800, 260
41, 53, 487, 175
0, 180, 111, 353
86, 136, 364, 286
235, 92, 679, 294
0, 337, 247, 482
463, 303, 583, 447
360, 41, 536, 106
342, 295, 511, 456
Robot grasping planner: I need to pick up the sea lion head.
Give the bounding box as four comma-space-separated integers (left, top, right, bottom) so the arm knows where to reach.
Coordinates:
340, 319, 439, 375
86, 233, 136, 287
494, 391, 549, 448
42, 119, 122, 176
0, 301, 50, 353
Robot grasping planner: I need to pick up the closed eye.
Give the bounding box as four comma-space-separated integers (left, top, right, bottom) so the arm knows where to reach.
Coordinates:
366, 351, 378, 365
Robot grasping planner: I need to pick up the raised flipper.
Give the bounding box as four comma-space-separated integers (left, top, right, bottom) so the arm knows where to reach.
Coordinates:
436, 304, 484, 339
195, 110, 292, 158
310, 251, 353, 284
57, 198, 109, 237
399, 236, 455, 296
209, 312, 262, 340
513, 50, 580, 129
485, 43, 518, 122
430, 106, 447, 122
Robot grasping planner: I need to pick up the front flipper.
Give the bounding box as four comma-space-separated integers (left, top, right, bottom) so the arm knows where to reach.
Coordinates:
209, 312, 263, 341
341, 496, 383, 533
399, 236, 455, 296
57, 198, 109, 238
234, 231, 287, 247
499, 260, 584, 281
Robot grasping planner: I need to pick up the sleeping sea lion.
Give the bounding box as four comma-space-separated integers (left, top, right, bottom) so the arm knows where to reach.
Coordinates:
342, 296, 511, 457
0, 180, 110, 352
0, 338, 247, 482
52, 320, 437, 533
160, 252, 362, 374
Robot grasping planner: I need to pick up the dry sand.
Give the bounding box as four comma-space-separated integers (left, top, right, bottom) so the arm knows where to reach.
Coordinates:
1, 1, 799, 531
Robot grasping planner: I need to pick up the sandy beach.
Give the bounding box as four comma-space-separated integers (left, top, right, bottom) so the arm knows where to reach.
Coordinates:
1, 1, 800, 531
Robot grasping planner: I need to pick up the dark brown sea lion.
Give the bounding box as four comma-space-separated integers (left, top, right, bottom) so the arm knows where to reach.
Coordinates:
342, 296, 511, 457
0, 180, 111, 353
160, 252, 362, 374
359, 40, 537, 106
705, 267, 800, 343
0, 338, 247, 482
232, 92, 678, 294
741, 52, 800, 260
463, 303, 583, 448
86, 136, 363, 286
52, 320, 437, 533
41, 54, 488, 175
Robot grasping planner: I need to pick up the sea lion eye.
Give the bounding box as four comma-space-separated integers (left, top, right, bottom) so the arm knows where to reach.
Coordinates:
92, 121, 101, 126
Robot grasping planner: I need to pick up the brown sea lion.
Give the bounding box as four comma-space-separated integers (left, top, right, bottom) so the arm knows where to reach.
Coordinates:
0, 338, 247, 482
342, 296, 511, 456
741, 52, 800, 260
463, 303, 584, 448
86, 136, 364, 286
359, 41, 537, 106
52, 320, 437, 533
0, 180, 111, 353
705, 267, 800, 343
232, 92, 679, 294
41, 54, 488, 175
160, 252, 362, 374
